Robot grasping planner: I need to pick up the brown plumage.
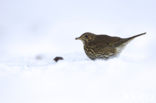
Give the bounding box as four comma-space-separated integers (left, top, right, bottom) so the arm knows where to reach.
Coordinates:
75, 32, 146, 60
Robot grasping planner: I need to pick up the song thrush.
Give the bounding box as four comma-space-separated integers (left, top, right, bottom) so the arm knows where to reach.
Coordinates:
75, 32, 146, 60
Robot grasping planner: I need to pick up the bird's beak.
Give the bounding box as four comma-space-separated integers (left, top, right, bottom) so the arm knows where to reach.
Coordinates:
75, 37, 80, 40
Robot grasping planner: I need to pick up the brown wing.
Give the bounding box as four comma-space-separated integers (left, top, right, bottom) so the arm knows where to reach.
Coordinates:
88, 35, 125, 48
87, 35, 123, 55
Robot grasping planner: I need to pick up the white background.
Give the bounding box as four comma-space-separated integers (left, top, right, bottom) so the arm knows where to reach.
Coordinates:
0, 0, 156, 103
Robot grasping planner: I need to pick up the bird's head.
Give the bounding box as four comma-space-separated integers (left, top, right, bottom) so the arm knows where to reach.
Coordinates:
75, 32, 96, 44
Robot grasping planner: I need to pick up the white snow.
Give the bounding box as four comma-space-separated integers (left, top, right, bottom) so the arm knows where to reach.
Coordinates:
0, 0, 156, 103
0, 51, 156, 103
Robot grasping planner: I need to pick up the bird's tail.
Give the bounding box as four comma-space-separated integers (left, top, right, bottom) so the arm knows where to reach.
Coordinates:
115, 32, 146, 47
127, 32, 146, 40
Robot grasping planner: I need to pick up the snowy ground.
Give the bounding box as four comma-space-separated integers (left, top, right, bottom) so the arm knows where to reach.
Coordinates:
0, 48, 156, 103
0, 0, 156, 103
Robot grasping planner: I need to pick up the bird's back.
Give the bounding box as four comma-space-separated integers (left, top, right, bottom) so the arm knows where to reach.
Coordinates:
88, 35, 124, 48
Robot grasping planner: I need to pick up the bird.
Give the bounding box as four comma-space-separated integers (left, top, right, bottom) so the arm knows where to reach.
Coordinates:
75, 32, 146, 60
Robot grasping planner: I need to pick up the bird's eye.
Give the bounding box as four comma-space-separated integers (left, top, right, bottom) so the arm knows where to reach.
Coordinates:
85, 35, 88, 38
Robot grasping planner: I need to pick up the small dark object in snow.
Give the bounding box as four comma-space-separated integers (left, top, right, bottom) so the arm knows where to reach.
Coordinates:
36, 55, 43, 60
54, 56, 64, 62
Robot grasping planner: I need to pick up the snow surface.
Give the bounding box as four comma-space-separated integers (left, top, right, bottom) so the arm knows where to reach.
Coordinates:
0, 0, 156, 103
0, 53, 156, 103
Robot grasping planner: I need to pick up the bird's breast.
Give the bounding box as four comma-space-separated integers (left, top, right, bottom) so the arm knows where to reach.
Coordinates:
84, 45, 97, 59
